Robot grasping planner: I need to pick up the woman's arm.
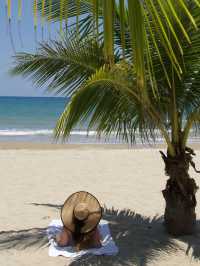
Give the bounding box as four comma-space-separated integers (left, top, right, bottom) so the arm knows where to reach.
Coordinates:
55, 227, 72, 247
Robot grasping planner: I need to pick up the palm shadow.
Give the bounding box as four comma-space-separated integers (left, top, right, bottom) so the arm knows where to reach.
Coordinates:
0, 203, 200, 265
30, 202, 62, 209
0, 203, 62, 251
178, 220, 200, 260
71, 207, 179, 266
0, 227, 48, 250
0, 204, 178, 266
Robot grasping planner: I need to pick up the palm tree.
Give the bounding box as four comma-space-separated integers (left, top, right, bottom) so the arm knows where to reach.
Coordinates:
10, 1, 200, 236
7, 0, 200, 94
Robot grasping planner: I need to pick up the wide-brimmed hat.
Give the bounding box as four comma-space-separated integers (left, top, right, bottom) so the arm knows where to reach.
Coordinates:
61, 191, 102, 234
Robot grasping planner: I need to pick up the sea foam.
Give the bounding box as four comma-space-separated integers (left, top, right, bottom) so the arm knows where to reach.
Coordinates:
0, 129, 98, 137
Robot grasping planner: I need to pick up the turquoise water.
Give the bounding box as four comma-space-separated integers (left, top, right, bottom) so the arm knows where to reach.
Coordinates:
0, 96, 67, 130
0, 96, 122, 143
1, 96, 198, 144
0, 96, 66, 142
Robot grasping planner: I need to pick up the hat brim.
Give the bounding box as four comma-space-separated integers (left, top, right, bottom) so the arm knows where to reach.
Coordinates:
61, 191, 102, 234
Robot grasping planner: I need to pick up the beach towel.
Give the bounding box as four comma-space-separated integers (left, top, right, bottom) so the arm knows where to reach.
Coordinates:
46, 219, 119, 260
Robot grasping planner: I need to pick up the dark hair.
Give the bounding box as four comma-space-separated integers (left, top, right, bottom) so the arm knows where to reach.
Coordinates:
73, 217, 97, 251
73, 218, 85, 243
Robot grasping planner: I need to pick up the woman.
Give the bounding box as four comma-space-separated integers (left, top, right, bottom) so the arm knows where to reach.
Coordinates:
55, 191, 102, 251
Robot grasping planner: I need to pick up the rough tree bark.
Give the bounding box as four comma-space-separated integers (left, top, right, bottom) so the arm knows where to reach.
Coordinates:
160, 147, 199, 236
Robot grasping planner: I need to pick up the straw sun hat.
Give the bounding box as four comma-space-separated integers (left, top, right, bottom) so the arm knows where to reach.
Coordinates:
61, 191, 102, 234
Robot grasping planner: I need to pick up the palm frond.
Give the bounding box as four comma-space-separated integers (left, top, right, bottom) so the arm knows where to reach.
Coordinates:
10, 35, 105, 96
38, 0, 92, 22
55, 63, 159, 143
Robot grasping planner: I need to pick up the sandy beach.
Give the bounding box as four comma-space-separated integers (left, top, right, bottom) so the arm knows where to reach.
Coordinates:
1, 144, 200, 266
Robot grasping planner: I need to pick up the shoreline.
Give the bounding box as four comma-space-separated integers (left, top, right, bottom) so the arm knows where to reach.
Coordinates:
0, 141, 166, 150
0, 141, 200, 150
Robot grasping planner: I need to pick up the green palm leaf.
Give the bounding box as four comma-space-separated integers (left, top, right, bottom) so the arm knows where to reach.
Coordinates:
55, 63, 158, 143
36, 0, 200, 95
10, 35, 105, 96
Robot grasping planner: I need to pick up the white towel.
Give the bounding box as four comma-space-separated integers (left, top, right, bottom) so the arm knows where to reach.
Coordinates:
46, 219, 119, 260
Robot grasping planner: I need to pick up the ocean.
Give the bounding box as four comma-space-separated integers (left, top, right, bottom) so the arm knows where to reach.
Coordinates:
0, 96, 125, 144
0, 96, 198, 145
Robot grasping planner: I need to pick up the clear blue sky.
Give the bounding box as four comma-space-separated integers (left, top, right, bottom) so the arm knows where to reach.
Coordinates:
0, 1, 59, 97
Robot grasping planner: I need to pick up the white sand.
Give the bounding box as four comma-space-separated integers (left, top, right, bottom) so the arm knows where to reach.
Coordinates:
0, 146, 200, 266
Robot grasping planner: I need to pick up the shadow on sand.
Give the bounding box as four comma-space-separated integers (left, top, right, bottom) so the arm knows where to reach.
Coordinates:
0, 227, 48, 250
0, 203, 200, 265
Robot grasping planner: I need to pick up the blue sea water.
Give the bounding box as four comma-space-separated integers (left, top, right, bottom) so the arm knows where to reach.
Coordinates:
0, 97, 66, 142
0, 96, 199, 144
0, 96, 123, 143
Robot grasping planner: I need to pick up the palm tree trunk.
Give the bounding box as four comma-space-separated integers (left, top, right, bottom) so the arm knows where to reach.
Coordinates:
160, 150, 198, 236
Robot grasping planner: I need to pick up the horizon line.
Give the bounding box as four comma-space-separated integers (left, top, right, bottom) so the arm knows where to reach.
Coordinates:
0, 95, 67, 98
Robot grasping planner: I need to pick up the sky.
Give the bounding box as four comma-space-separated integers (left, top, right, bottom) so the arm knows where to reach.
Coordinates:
0, 0, 59, 97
